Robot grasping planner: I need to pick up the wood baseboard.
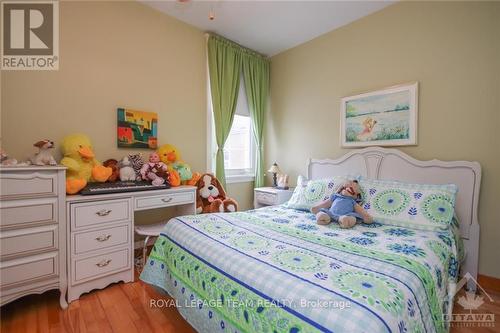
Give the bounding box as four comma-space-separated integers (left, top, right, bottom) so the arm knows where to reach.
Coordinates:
478, 274, 500, 293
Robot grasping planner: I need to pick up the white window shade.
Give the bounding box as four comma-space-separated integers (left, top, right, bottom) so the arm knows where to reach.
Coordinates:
235, 74, 249, 117
224, 115, 252, 170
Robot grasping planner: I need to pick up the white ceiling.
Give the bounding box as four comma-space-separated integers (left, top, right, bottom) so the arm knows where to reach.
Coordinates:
141, 1, 394, 56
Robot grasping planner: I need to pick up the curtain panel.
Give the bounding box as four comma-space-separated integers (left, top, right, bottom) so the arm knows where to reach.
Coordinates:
242, 55, 269, 188
207, 34, 270, 188
207, 35, 243, 188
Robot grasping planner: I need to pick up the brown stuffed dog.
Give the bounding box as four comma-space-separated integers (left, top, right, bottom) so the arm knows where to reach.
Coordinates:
103, 159, 120, 182
196, 173, 238, 214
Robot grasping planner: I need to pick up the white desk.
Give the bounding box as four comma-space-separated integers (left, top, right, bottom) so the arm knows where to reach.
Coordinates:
65, 186, 196, 303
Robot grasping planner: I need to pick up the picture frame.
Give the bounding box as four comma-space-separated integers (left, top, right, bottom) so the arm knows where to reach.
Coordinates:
340, 82, 418, 147
117, 108, 158, 149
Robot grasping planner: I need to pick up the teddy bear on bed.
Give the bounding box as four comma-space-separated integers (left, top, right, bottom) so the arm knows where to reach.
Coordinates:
195, 173, 238, 214
311, 180, 373, 228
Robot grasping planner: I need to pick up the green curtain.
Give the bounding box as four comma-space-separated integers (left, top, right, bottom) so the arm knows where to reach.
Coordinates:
242, 55, 270, 188
207, 35, 243, 188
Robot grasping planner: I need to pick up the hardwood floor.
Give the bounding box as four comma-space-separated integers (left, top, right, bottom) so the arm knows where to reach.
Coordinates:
450, 288, 500, 333
1, 273, 499, 332
0, 273, 196, 333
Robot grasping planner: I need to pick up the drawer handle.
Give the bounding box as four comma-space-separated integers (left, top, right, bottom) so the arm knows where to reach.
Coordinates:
96, 259, 112, 267
95, 234, 112, 242
161, 197, 173, 203
96, 209, 112, 217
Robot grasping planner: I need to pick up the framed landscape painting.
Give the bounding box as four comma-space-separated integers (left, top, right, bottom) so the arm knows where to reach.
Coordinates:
117, 108, 158, 149
340, 82, 418, 147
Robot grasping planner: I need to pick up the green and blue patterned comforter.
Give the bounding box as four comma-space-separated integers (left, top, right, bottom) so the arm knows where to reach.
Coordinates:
141, 206, 461, 333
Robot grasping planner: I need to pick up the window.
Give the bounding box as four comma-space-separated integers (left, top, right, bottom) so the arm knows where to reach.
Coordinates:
224, 114, 254, 175
207, 74, 255, 183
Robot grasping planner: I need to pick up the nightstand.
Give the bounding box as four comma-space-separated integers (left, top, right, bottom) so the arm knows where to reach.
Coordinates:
254, 187, 294, 209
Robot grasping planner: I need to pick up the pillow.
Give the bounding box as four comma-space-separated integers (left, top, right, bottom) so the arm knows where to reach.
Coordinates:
359, 177, 458, 231
285, 175, 359, 211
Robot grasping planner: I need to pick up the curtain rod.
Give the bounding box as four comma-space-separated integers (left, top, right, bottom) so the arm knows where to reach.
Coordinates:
204, 32, 269, 60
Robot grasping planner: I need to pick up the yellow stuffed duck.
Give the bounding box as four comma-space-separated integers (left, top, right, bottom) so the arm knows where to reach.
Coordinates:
158, 144, 192, 185
60, 134, 112, 194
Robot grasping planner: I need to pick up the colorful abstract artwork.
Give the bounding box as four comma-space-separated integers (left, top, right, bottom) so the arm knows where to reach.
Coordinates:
117, 108, 158, 149
340, 82, 418, 147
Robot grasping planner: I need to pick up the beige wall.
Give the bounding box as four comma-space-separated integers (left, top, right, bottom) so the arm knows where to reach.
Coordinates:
2, 1, 206, 170
0, 1, 254, 210
227, 181, 255, 211
267, 2, 500, 278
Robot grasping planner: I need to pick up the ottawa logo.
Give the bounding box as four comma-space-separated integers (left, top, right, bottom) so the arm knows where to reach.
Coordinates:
455, 272, 493, 310
445, 272, 495, 328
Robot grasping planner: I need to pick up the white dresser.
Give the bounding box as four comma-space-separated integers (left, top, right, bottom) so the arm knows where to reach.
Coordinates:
0, 166, 67, 308
66, 186, 196, 303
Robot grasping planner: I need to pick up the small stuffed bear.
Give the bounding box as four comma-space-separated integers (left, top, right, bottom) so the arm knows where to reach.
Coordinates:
140, 152, 170, 186
311, 180, 373, 228
103, 159, 120, 182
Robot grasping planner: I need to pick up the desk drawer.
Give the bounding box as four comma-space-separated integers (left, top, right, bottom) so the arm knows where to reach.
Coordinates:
255, 191, 277, 205
135, 191, 194, 210
73, 248, 130, 283
1, 225, 57, 259
0, 252, 58, 288
0, 171, 57, 199
71, 199, 131, 230
0, 198, 57, 229
73, 224, 130, 255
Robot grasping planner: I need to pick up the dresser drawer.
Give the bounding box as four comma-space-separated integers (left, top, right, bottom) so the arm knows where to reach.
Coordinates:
135, 191, 194, 210
0, 252, 58, 288
1, 225, 57, 259
0, 198, 57, 229
73, 248, 130, 283
255, 191, 277, 205
73, 224, 130, 255
71, 199, 131, 230
0, 171, 58, 199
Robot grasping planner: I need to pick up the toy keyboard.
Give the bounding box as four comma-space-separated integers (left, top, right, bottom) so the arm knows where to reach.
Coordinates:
80, 181, 169, 195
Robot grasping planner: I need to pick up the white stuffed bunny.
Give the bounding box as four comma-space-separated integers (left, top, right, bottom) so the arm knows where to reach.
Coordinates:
119, 156, 136, 181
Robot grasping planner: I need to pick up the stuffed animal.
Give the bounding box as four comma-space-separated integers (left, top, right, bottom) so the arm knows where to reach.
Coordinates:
103, 159, 120, 182
29, 139, 57, 166
60, 134, 112, 194
169, 170, 181, 187
127, 153, 144, 181
157, 144, 192, 184
140, 152, 170, 186
196, 173, 238, 214
186, 172, 202, 186
311, 180, 373, 229
118, 156, 136, 181
173, 162, 193, 182
0, 148, 18, 166
157, 143, 181, 166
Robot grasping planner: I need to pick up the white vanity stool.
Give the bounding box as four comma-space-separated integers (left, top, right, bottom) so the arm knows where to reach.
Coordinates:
134, 222, 167, 268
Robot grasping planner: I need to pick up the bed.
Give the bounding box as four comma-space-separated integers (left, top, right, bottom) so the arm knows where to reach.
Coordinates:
141, 147, 481, 333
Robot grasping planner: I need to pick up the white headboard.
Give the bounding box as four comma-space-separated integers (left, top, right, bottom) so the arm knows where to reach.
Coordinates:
307, 147, 481, 280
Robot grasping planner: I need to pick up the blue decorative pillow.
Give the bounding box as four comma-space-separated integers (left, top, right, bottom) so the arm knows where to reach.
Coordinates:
359, 177, 458, 231
285, 175, 359, 211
